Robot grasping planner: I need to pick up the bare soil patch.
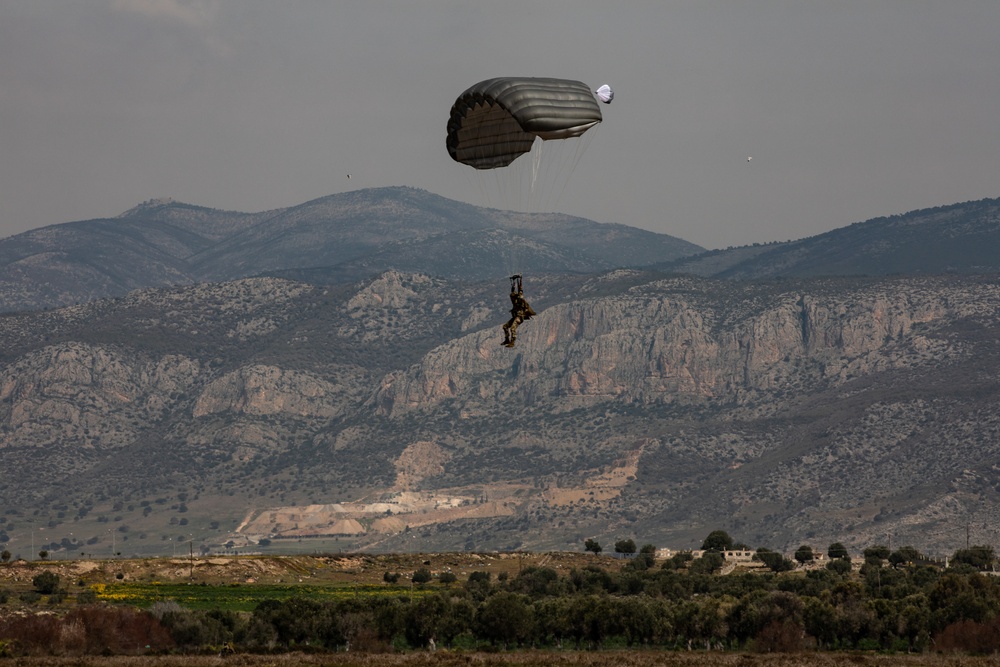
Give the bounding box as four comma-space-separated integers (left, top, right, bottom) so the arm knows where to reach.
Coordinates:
0, 651, 996, 667
0, 551, 616, 589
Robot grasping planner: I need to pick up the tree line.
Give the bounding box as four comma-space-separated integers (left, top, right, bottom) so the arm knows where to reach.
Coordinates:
1, 532, 999, 656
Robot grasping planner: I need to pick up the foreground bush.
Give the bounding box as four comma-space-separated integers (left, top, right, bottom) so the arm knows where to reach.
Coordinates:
0, 605, 173, 655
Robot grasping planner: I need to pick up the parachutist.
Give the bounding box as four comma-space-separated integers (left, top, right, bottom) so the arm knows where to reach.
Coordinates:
501, 275, 536, 348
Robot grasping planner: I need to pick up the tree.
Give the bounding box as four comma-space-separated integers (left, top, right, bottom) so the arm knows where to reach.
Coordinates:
614, 538, 637, 554
564, 594, 614, 648
614, 596, 659, 646
438, 596, 475, 647
889, 545, 922, 568
32, 570, 60, 594
662, 551, 694, 570
826, 557, 852, 575
689, 551, 724, 575
803, 597, 839, 649
951, 545, 995, 570
701, 530, 734, 552
475, 592, 534, 648
411, 567, 432, 584
38, 550, 48, 560
630, 547, 656, 570
510, 566, 562, 596
863, 544, 890, 565
756, 549, 794, 573
794, 545, 815, 564
584, 538, 602, 554
827, 542, 849, 559
0, 550, 10, 564
402, 593, 448, 648
747, 591, 805, 651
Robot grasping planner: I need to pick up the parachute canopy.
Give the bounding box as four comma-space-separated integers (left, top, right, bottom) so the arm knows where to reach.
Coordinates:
447, 77, 603, 170
595, 84, 614, 104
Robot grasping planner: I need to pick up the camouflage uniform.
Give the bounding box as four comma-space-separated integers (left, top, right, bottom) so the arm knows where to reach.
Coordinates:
502, 276, 536, 347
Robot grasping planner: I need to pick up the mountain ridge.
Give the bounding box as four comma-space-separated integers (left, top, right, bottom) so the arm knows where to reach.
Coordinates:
0, 187, 702, 313
663, 197, 1000, 278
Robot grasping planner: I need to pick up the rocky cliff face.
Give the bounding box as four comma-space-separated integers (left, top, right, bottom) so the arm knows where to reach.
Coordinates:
0, 342, 199, 452
193, 366, 344, 419
1, 271, 999, 557
375, 275, 987, 416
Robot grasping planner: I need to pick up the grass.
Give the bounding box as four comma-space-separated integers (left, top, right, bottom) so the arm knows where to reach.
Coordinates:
90, 581, 431, 611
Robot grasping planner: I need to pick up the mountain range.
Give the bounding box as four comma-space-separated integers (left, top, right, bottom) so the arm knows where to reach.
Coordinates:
0, 187, 701, 313
661, 197, 1000, 279
1, 189, 999, 559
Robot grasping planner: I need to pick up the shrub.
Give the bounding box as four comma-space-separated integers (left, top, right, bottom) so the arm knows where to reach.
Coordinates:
757, 550, 795, 573
689, 551, 724, 575
33, 571, 60, 595
67, 606, 174, 654
159, 608, 238, 649
951, 545, 996, 571
755, 619, 806, 652
0, 613, 59, 653
935, 618, 1000, 653
826, 558, 852, 575
614, 538, 637, 554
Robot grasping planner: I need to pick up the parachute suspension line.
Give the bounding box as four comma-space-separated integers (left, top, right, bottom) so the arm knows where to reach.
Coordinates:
508, 148, 527, 277
530, 138, 544, 202
524, 131, 598, 214
549, 129, 597, 210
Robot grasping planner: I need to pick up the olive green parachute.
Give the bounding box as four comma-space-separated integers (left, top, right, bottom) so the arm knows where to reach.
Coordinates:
446, 77, 603, 170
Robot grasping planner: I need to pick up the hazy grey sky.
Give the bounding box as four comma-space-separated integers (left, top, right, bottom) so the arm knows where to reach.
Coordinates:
2, 1, 998, 249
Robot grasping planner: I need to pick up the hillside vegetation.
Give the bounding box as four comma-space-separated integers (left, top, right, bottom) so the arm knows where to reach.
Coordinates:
1, 268, 999, 559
